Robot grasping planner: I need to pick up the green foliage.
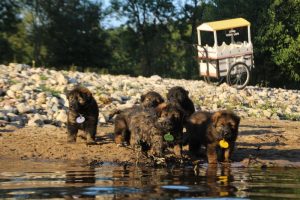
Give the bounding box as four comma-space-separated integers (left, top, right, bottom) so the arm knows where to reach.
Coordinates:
255, 0, 300, 87
38, 84, 60, 97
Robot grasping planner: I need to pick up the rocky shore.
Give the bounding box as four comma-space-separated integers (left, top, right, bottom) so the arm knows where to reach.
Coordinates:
1, 63, 300, 167
0, 63, 300, 128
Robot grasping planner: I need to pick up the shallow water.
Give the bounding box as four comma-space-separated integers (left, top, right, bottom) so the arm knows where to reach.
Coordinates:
1, 160, 300, 199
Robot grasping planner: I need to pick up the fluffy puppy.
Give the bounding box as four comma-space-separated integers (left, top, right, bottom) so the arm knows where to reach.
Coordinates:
66, 86, 99, 144
141, 91, 164, 108
167, 86, 195, 119
186, 110, 240, 163
114, 91, 164, 145
156, 103, 185, 157
128, 109, 167, 157
129, 103, 184, 157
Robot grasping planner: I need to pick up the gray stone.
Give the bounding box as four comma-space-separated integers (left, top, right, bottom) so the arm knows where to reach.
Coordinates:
7, 113, 20, 121
0, 112, 8, 121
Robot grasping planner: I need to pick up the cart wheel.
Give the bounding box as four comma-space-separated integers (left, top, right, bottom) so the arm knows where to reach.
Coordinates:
226, 62, 250, 89
204, 76, 225, 86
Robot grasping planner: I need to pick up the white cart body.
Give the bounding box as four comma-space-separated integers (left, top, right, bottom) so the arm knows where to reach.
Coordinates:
196, 18, 254, 79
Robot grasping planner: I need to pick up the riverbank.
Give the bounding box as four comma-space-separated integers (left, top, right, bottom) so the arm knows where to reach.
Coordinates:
1, 117, 300, 168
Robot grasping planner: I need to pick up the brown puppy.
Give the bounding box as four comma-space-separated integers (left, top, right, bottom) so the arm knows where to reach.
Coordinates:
129, 103, 184, 157
114, 91, 164, 145
167, 86, 195, 119
156, 103, 185, 157
66, 86, 99, 144
141, 91, 164, 108
186, 110, 240, 163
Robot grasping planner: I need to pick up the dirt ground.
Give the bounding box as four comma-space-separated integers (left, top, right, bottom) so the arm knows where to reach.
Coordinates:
1, 117, 300, 168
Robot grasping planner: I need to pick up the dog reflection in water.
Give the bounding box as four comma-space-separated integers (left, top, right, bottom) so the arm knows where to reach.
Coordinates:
64, 169, 96, 200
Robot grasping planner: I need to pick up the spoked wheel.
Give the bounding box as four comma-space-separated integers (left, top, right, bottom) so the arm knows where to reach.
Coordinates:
204, 76, 225, 86
226, 62, 250, 89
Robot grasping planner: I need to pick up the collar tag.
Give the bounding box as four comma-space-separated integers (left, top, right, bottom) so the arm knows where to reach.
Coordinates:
76, 114, 85, 123
219, 139, 229, 148
164, 133, 174, 142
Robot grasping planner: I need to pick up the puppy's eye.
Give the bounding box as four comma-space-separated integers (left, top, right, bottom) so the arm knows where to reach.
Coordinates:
78, 96, 85, 104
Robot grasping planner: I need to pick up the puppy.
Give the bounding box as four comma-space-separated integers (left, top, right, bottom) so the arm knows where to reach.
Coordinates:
167, 86, 195, 120
66, 86, 99, 144
141, 91, 164, 108
129, 103, 184, 157
114, 91, 164, 145
186, 110, 240, 163
156, 103, 185, 157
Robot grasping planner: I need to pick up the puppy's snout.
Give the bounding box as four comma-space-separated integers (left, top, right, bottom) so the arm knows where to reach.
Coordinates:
222, 126, 231, 139
157, 118, 172, 130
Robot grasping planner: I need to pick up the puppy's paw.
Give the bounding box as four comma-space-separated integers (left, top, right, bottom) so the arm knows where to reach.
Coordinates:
67, 136, 76, 143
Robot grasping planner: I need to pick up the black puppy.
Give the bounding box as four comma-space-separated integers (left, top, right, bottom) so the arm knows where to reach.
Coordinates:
167, 86, 195, 119
66, 86, 99, 144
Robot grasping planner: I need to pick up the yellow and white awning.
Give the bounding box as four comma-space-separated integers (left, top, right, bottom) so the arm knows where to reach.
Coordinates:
197, 18, 250, 31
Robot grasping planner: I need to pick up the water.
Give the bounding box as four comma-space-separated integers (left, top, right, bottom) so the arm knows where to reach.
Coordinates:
1, 160, 300, 199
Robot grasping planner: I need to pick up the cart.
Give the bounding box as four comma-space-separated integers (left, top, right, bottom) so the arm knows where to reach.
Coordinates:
196, 18, 254, 89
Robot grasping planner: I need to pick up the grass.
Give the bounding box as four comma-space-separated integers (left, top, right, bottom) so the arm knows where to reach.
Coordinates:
40, 74, 48, 80
8, 79, 20, 85
38, 84, 61, 97
281, 113, 300, 121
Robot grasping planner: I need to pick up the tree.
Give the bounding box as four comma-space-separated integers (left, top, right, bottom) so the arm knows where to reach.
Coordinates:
110, 0, 176, 76
38, 0, 111, 70
255, 0, 300, 87
0, 0, 20, 63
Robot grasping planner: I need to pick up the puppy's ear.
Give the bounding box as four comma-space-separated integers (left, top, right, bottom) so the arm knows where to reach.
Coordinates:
185, 89, 189, 95
158, 95, 165, 103
211, 111, 222, 127
141, 94, 145, 102
79, 87, 92, 101
155, 102, 168, 116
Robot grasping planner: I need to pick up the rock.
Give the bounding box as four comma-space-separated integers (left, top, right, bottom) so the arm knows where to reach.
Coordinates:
98, 113, 106, 124
9, 83, 24, 92
56, 73, 68, 85
263, 110, 272, 118
55, 110, 68, 123
7, 113, 20, 122
9, 63, 30, 72
36, 94, 47, 105
149, 75, 162, 82
27, 113, 44, 127
3, 105, 17, 114
6, 90, 15, 98
30, 74, 41, 82
0, 112, 8, 121
16, 103, 33, 114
